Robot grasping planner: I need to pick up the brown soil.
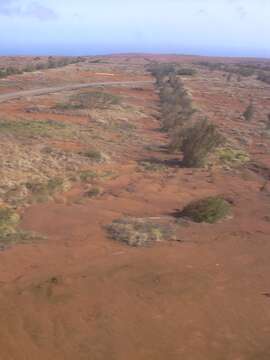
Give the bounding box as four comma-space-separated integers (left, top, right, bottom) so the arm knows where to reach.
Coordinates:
0, 55, 270, 360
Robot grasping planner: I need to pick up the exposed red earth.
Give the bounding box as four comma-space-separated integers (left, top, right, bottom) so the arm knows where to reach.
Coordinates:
0, 55, 270, 360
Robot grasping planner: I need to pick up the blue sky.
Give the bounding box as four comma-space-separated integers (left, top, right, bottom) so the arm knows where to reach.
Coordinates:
0, 0, 269, 57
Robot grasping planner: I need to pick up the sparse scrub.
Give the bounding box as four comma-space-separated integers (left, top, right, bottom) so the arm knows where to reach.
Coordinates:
0, 57, 84, 79
217, 147, 250, 166
181, 118, 224, 167
0, 119, 71, 140
148, 63, 176, 80
196, 61, 256, 78
149, 63, 223, 169
177, 68, 196, 76
257, 71, 270, 85
54, 102, 83, 111
72, 91, 121, 109
266, 114, 270, 130
81, 149, 107, 163
110, 120, 136, 133
0, 206, 20, 238
79, 170, 98, 182
85, 187, 101, 198
226, 72, 233, 82
153, 69, 196, 132
26, 177, 71, 202
106, 217, 176, 247
0, 205, 44, 249
139, 160, 167, 172
243, 102, 254, 121
54, 92, 121, 112
181, 196, 231, 223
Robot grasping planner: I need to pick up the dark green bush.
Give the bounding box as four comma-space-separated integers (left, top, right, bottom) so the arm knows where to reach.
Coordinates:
181, 196, 231, 223
177, 68, 196, 76
85, 187, 101, 198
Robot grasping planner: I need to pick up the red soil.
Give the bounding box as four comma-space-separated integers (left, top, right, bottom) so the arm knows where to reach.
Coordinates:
0, 56, 270, 360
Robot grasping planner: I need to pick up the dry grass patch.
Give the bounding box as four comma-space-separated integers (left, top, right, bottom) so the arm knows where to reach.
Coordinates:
80, 148, 108, 163
0, 118, 72, 140
216, 147, 250, 167
26, 177, 71, 203
106, 217, 176, 247
0, 205, 43, 249
139, 160, 167, 172
55, 91, 121, 111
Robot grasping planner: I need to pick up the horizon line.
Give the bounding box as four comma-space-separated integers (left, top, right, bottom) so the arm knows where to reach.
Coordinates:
1, 51, 270, 61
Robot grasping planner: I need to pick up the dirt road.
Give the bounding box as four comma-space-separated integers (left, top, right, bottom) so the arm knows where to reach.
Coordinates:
0, 80, 154, 103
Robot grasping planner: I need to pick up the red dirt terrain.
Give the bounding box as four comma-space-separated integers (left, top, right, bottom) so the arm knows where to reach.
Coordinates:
0, 55, 270, 360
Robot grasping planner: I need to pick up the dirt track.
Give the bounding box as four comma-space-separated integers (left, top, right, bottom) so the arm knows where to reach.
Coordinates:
0, 80, 154, 103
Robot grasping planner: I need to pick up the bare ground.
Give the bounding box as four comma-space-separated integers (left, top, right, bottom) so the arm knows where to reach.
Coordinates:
0, 55, 270, 360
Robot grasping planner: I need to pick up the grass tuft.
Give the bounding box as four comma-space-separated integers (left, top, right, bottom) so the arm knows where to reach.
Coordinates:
106, 217, 176, 247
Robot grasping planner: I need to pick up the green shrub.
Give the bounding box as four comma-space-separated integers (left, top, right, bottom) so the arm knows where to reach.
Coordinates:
177, 68, 196, 76
243, 102, 254, 121
181, 197, 231, 223
147, 63, 176, 78
82, 149, 104, 163
85, 187, 101, 198
181, 118, 224, 167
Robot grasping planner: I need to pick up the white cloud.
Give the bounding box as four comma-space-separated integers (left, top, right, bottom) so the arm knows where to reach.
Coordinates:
0, 0, 57, 20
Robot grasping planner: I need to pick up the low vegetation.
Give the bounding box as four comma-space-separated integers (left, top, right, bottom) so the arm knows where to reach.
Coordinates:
107, 217, 176, 247
257, 71, 270, 85
79, 170, 98, 182
195, 61, 257, 78
176, 68, 196, 76
243, 102, 255, 121
181, 197, 231, 223
0, 56, 84, 79
139, 160, 167, 172
0, 206, 20, 238
181, 118, 224, 167
55, 91, 121, 111
0, 206, 42, 249
80, 149, 107, 163
85, 186, 102, 198
26, 177, 71, 203
149, 63, 223, 168
266, 114, 270, 130
217, 147, 250, 166
0, 118, 72, 140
